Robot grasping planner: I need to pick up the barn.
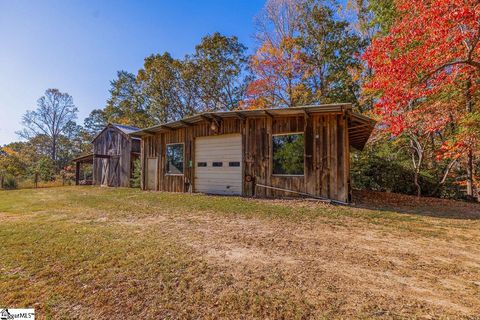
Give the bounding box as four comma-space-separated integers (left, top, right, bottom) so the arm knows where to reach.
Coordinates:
131, 104, 375, 203
73, 124, 141, 187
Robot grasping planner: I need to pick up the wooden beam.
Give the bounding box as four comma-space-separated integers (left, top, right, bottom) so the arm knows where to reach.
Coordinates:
234, 112, 246, 120
200, 115, 212, 123
180, 120, 193, 127
161, 125, 174, 131
303, 109, 310, 119
210, 114, 223, 122
349, 132, 369, 138
264, 110, 273, 120
348, 123, 372, 131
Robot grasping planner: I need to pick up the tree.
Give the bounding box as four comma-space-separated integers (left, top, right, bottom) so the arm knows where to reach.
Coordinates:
137, 53, 198, 123
193, 32, 250, 111
368, 0, 396, 35
246, 37, 310, 108
138, 34, 249, 121
0, 145, 27, 179
363, 0, 480, 199
103, 71, 153, 128
245, 0, 364, 109
297, 0, 363, 106
245, 0, 308, 109
84, 109, 108, 136
18, 89, 78, 164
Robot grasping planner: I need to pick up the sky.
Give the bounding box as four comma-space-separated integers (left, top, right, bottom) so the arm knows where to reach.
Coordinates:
0, 0, 265, 145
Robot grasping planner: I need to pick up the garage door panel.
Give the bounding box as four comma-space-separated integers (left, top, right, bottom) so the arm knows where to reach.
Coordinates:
195, 134, 242, 195
196, 169, 242, 175
194, 184, 242, 195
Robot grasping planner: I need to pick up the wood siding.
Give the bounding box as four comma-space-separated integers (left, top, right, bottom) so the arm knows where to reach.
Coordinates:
140, 112, 350, 202
92, 125, 133, 188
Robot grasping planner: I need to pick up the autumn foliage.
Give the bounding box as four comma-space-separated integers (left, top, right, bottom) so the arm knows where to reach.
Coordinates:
244, 37, 309, 109
363, 0, 480, 196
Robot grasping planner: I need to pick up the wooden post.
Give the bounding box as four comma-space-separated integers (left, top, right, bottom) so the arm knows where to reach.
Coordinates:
75, 161, 80, 186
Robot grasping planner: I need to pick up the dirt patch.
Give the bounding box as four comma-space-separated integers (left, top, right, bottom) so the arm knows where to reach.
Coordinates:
109, 204, 480, 318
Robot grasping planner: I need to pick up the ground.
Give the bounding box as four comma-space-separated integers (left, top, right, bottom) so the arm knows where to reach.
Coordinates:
0, 187, 479, 319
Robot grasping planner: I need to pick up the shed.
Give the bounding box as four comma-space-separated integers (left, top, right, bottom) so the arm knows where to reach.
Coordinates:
74, 124, 141, 187
131, 104, 375, 203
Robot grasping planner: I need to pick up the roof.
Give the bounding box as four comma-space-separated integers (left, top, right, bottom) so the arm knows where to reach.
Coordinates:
92, 123, 141, 143
111, 124, 140, 135
130, 104, 376, 150
72, 153, 94, 163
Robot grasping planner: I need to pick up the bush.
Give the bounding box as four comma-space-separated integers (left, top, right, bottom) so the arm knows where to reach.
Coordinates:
3, 175, 18, 189
350, 140, 438, 197
130, 158, 141, 188
37, 157, 56, 181
351, 152, 436, 195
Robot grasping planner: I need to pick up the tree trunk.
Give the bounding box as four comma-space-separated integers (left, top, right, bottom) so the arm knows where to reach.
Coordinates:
410, 138, 423, 197
52, 135, 57, 168
413, 170, 421, 197
465, 79, 475, 199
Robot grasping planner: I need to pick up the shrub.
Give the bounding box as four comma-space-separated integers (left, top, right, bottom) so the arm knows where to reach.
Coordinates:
130, 158, 141, 188
37, 157, 56, 182
3, 175, 18, 189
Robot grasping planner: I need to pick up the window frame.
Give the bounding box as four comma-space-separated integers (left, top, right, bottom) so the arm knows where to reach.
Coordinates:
271, 132, 305, 177
165, 142, 185, 176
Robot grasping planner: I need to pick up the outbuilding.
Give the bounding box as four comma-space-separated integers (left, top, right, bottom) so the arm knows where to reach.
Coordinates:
131, 104, 375, 203
73, 123, 141, 187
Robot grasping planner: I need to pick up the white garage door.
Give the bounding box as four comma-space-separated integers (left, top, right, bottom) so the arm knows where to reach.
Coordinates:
194, 134, 242, 195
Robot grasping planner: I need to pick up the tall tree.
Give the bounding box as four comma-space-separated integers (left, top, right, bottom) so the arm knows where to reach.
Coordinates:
297, 0, 363, 105
245, 0, 363, 109
363, 0, 480, 199
84, 109, 108, 136
245, 0, 309, 108
193, 32, 249, 111
246, 37, 310, 108
103, 71, 152, 128
137, 53, 198, 123
18, 89, 78, 164
138, 34, 249, 121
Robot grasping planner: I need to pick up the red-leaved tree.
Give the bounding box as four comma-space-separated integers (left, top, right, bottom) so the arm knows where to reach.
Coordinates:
363, 0, 480, 199
243, 37, 310, 109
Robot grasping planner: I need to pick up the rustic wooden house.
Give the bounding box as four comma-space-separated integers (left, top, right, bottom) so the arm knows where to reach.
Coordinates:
74, 124, 141, 187
130, 104, 375, 203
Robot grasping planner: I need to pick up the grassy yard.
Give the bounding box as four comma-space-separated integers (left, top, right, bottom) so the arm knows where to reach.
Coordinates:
0, 187, 479, 319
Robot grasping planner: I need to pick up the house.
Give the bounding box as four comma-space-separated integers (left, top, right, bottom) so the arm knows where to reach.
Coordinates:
73, 124, 141, 187
130, 104, 375, 203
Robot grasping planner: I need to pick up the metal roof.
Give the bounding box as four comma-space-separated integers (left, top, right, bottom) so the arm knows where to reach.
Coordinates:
129, 104, 376, 150
111, 124, 140, 135
92, 123, 141, 142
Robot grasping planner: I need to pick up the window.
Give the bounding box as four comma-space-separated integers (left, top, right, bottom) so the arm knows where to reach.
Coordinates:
197, 162, 207, 167
229, 162, 240, 167
272, 133, 304, 175
166, 144, 184, 175
212, 162, 223, 167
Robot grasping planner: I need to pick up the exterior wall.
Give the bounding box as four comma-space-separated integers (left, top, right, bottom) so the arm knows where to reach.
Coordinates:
92, 126, 132, 187
140, 112, 350, 202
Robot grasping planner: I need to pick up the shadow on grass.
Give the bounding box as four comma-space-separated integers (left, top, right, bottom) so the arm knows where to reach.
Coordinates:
352, 190, 480, 220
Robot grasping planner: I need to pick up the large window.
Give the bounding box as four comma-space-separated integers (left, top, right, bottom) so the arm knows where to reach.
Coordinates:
272, 133, 304, 175
166, 143, 184, 175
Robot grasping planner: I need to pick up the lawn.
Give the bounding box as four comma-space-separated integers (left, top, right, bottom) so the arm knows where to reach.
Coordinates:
0, 187, 479, 319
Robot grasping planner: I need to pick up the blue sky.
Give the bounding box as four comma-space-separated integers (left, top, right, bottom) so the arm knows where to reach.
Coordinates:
0, 0, 265, 144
